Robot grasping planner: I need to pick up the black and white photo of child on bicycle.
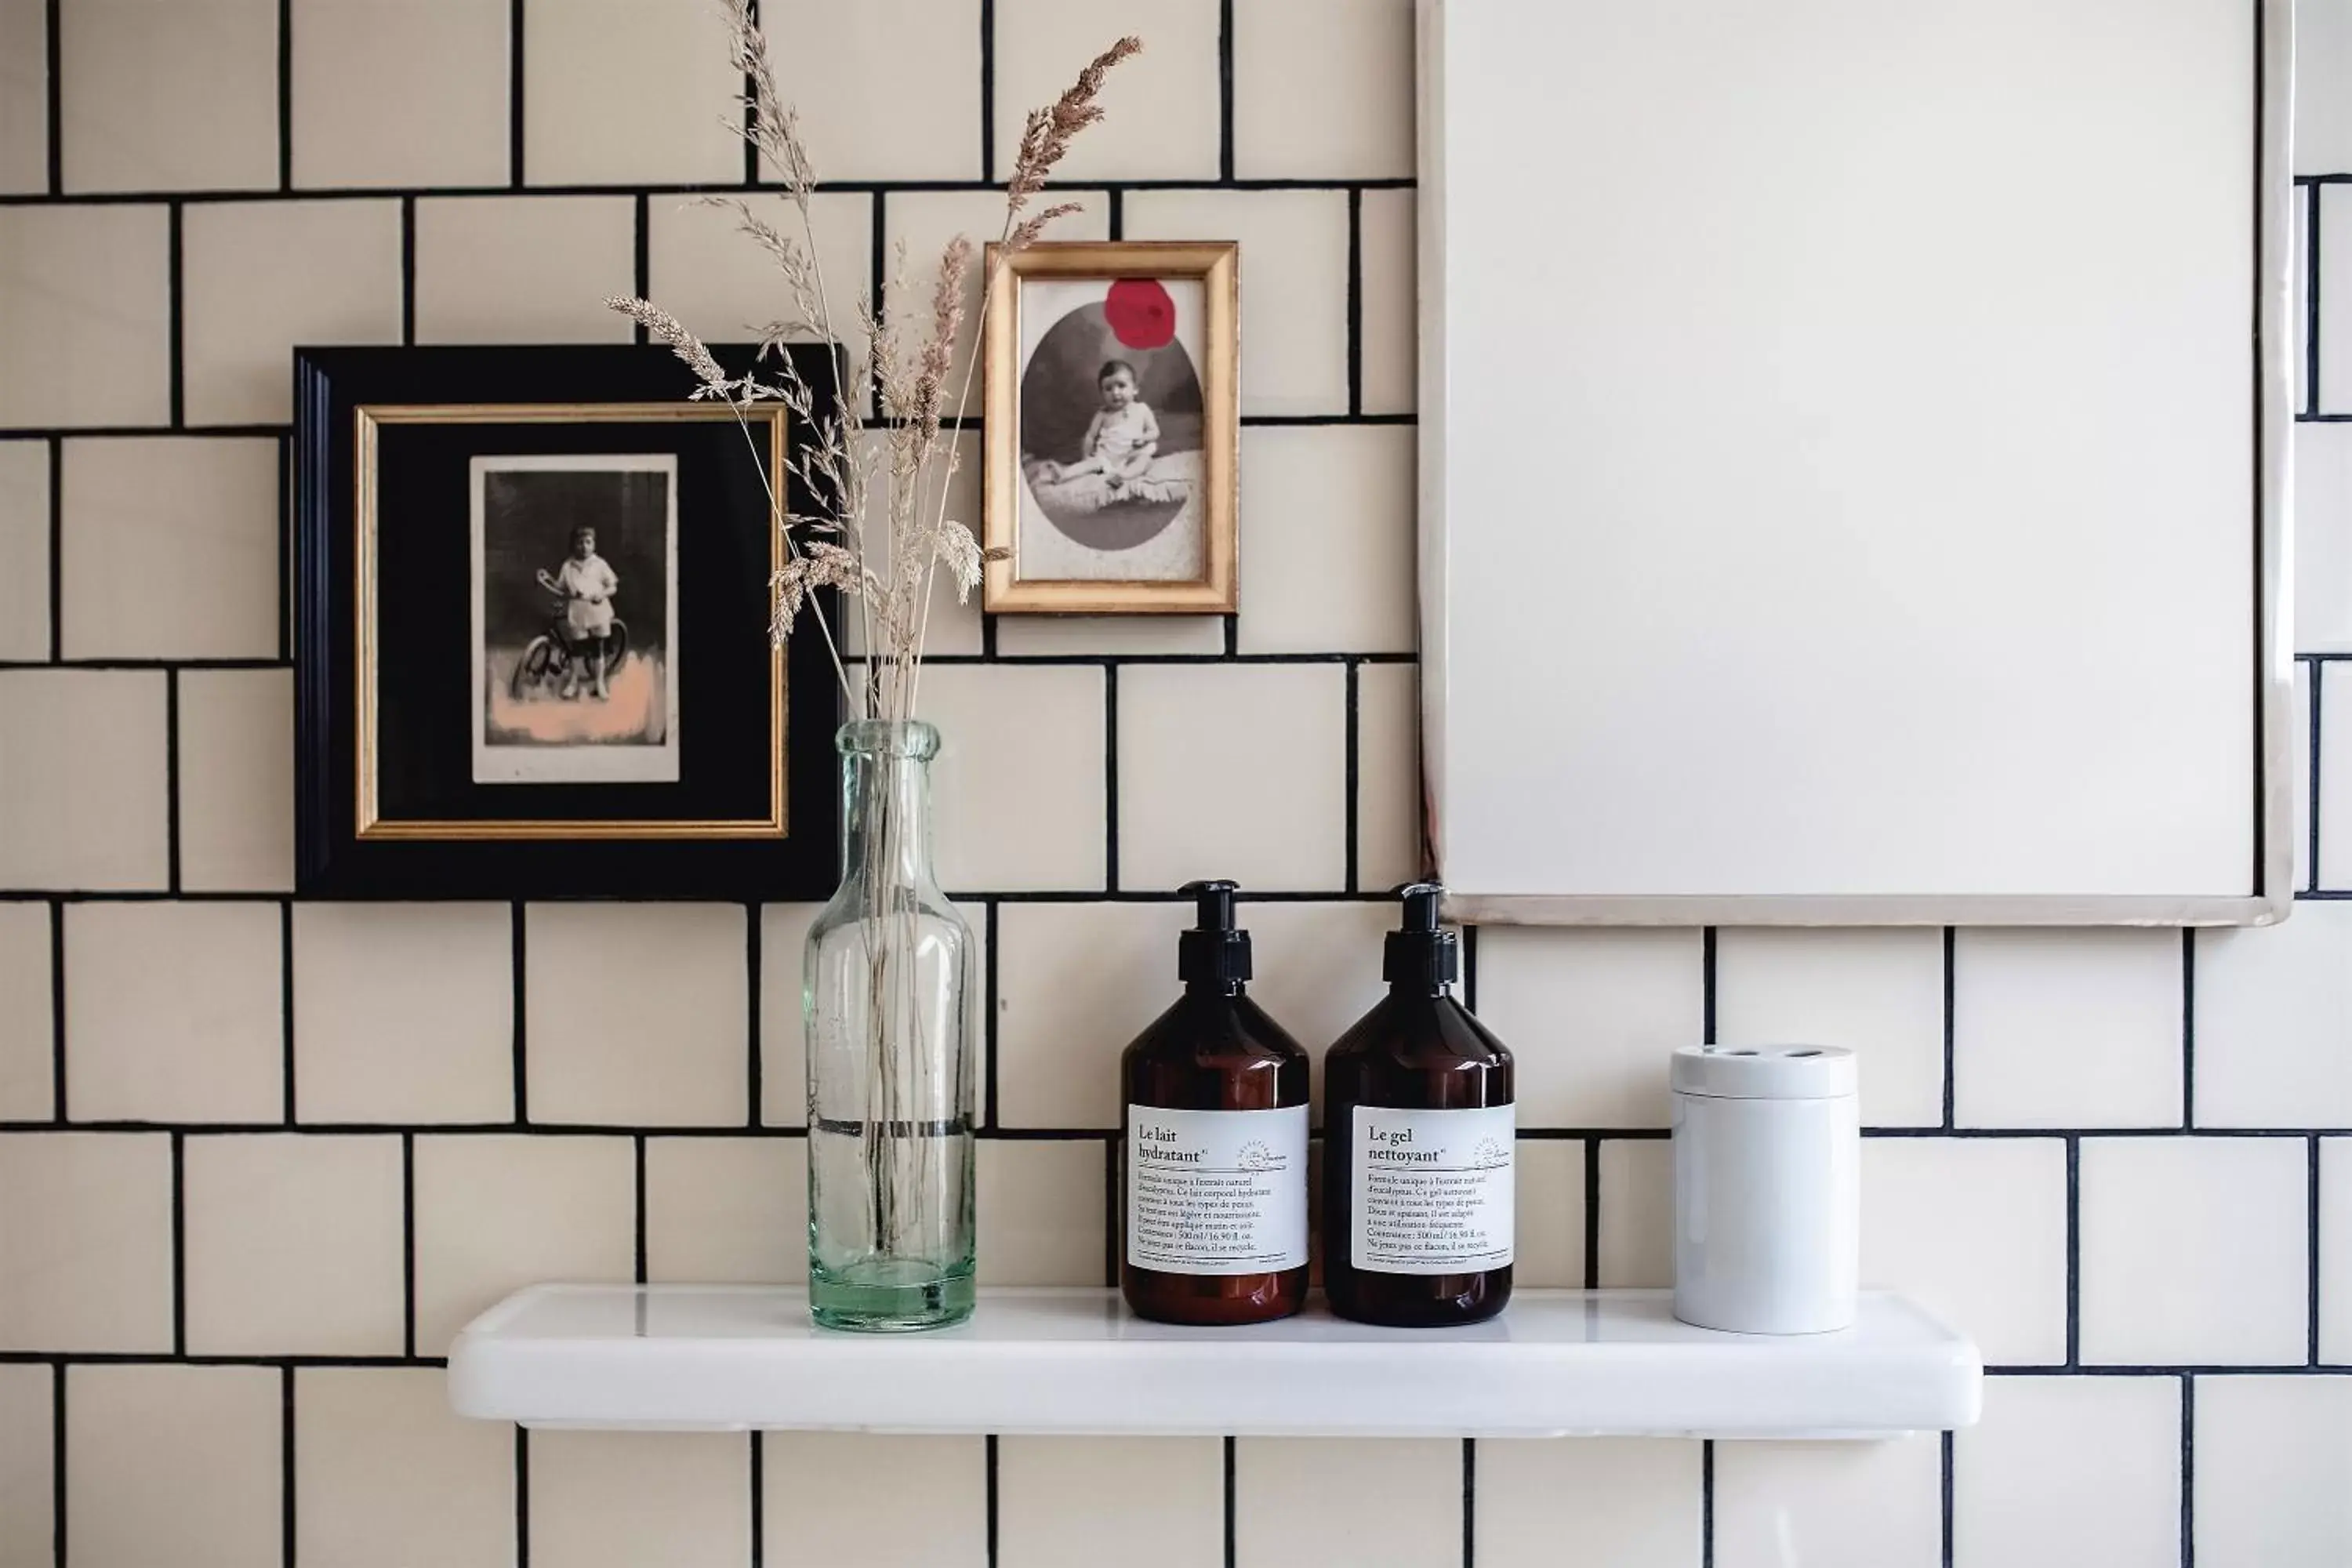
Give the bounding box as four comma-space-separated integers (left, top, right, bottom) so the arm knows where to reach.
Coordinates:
469, 455, 681, 786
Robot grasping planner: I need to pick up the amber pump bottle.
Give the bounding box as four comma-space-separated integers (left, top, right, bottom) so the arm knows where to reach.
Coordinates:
1323, 882, 1515, 1327
1120, 880, 1311, 1325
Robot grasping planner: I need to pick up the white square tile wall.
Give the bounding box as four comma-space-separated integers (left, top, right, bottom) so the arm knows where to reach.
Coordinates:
4, 2, 2349, 1562
290, 0, 511, 189
1952, 928, 2183, 1128
183, 200, 403, 423
60, 437, 280, 659
0, 441, 49, 659
1232, 1438, 1461, 1566
1474, 1439, 1702, 1568
2079, 1137, 2310, 1367
296, 1367, 517, 1568
1954, 1377, 2181, 1567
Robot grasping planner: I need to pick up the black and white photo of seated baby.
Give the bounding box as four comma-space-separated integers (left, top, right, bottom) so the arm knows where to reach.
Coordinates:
468, 454, 682, 785
1017, 275, 1208, 582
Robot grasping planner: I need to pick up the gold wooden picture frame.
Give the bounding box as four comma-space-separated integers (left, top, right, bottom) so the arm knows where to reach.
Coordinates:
982, 241, 1239, 614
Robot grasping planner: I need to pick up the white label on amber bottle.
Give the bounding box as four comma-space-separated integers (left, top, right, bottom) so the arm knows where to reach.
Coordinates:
1351, 1104, 1515, 1274
1125, 1104, 1308, 1276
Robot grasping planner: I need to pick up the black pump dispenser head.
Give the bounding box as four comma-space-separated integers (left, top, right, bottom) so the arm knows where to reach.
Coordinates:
1177, 879, 1252, 986
1384, 881, 1460, 987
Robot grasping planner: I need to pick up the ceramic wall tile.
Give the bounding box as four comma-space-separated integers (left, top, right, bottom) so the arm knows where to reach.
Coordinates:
996, 1436, 1222, 1568
1711, 1437, 1943, 1568
64, 900, 282, 1122
411, 1134, 634, 1353
1475, 1438, 1702, 1568
0, 903, 51, 1120
1232, 1438, 1461, 1568
2193, 906, 2352, 1127
1231, 0, 1413, 179
296, 1367, 516, 1568
764, 0, 983, 182
0, 670, 169, 890
1117, 662, 1349, 892
183, 200, 402, 423
1862, 1136, 2069, 1367
292, 0, 511, 187
762, 1432, 986, 1568
528, 1429, 750, 1568
1955, 1377, 2181, 1568
67, 1366, 281, 1567
1952, 929, 2183, 1128
412, 195, 637, 343
1234, 425, 1415, 655
294, 902, 517, 1124
1474, 927, 1704, 1129
993, 0, 1218, 182
0, 1132, 173, 1352
0, 441, 49, 659
0, 206, 169, 426
2078, 1136, 2308, 1366
525, 902, 749, 1127
183, 1133, 405, 1356
60, 0, 277, 191
2193, 1376, 2352, 1566
60, 437, 280, 659
176, 668, 295, 892
1714, 927, 1945, 1127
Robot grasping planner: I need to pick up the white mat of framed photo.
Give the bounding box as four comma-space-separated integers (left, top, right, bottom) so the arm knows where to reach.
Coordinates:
1419, 0, 2293, 925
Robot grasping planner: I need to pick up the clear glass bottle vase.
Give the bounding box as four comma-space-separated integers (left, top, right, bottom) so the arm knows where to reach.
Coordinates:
804, 719, 978, 1331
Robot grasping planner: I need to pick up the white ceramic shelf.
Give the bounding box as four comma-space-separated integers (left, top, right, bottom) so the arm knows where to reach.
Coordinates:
448, 1286, 1980, 1439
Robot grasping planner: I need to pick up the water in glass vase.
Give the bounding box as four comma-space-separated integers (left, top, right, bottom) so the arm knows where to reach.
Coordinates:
804, 720, 978, 1331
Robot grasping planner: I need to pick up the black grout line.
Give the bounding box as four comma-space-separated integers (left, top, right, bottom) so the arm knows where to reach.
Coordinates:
47, 900, 65, 1123
0, 176, 1418, 208
49, 1363, 64, 1568
984, 1435, 1000, 1568
746, 904, 763, 1127
2310, 659, 2326, 892
169, 1130, 187, 1356
2065, 1134, 2082, 1368
510, 903, 528, 1124
1221, 1435, 1236, 1568
279, 1365, 296, 1568
163, 670, 180, 893
1941, 927, 1958, 1130
2310, 1134, 2324, 1367
45, 434, 60, 662
1221, 615, 1239, 655
1344, 659, 1360, 893
983, 902, 1000, 1131
2180, 1374, 2194, 1568
742, 0, 762, 189
1102, 666, 1120, 893
507, 0, 525, 188
279, 900, 295, 1124
1700, 927, 1716, 1044
1460, 1437, 1475, 1568
869, 193, 888, 423
400, 1132, 416, 1359
43, 0, 60, 197
748, 1431, 764, 1567
398, 198, 417, 345
1582, 1137, 1600, 1288
165, 205, 184, 430
1106, 186, 1123, 241
632, 1133, 648, 1284
514, 1426, 530, 1568
632, 192, 650, 343
2310, 183, 2325, 417
977, 0, 994, 183
275, 0, 292, 191
1700, 1440, 1715, 1568
2181, 931, 2197, 1130
1940, 1428, 1955, 1566
1217, 0, 1235, 183
1346, 187, 1363, 417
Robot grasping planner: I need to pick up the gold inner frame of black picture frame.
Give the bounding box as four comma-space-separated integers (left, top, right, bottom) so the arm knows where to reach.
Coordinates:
353, 401, 789, 841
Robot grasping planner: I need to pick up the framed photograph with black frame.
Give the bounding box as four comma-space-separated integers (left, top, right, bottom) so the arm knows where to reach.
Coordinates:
293, 344, 841, 899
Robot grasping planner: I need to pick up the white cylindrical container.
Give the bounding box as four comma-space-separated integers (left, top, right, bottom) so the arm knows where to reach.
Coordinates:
1671, 1044, 1858, 1334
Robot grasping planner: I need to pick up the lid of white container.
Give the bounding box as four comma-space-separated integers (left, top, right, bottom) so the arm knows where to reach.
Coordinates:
1671, 1044, 1856, 1100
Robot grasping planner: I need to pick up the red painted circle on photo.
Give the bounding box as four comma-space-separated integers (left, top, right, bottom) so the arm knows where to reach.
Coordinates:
1105, 278, 1177, 349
